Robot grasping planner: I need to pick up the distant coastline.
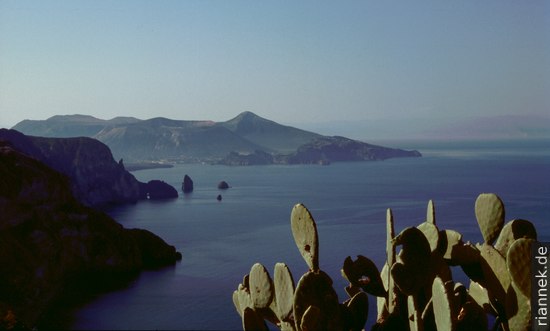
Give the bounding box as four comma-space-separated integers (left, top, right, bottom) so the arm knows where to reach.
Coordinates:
125, 162, 175, 172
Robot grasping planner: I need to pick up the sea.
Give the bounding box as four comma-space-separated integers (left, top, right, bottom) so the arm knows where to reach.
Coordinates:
66, 139, 550, 330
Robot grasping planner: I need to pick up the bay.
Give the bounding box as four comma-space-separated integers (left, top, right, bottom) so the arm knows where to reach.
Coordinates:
70, 140, 550, 330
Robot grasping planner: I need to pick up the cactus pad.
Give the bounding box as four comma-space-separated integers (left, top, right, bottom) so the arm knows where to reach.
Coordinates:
293, 271, 340, 331
431, 276, 456, 331
479, 244, 510, 304
427, 199, 436, 225
494, 219, 537, 257
456, 301, 488, 331
250, 263, 275, 309
346, 291, 369, 331
300, 305, 320, 331
407, 295, 423, 331
274, 263, 295, 322
291, 204, 320, 271
418, 222, 440, 253
506, 238, 535, 298
475, 193, 505, 245
393, 227, 431, 266
439, 230, 463, 260
243, 307, 268, 331
386, 208, 396, 266
342, 255, 386, 297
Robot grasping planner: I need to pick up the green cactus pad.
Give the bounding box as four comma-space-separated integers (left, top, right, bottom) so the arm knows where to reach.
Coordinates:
293, 271, 340, 331
475, 193, 505, 245
236, 283, 253, 315
479, 244, 510, 305
494, 219, 537, 257
393, 227, 431, 266
291, 204, 320, 271
274, 263, 295, 322
407, 295, 424, 331
432, 276, 456, 331
456, 301, 488, 331
439, 230, 463, 260
506, 238, 535, 298
468, 281, 494, 315
427, 199, 436, 225
233, 289, 243, 316
386, 208, 396, 266
342, 255, 386, 297
344, 284, 361, 298
418, 222, 440, 253
346, 292, 369, 331
386, 208, 398, 315
453, 283, 468, 308
250, 263, 275, 309
506, 281, 531, 331
391, 262, 417, 296
378, 264, 390, 319
300, 305, 320, 331
243, 307, 268, 331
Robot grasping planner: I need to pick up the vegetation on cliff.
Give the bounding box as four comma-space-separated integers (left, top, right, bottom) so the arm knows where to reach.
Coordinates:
0, 141, 181, 329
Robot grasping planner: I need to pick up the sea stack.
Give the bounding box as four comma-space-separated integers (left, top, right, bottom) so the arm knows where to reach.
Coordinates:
182, 175, 194, 193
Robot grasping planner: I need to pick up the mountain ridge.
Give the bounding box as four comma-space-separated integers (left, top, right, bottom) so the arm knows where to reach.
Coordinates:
12, 112, 421, 164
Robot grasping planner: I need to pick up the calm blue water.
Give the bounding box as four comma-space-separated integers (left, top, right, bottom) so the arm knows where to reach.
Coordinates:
71, 140, 550, 330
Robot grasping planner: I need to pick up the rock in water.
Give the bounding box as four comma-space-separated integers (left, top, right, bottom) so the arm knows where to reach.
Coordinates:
217, 194, 223, 201
142, 180, 178, 199
218, 180, 230, 189
182, 174, 194, 193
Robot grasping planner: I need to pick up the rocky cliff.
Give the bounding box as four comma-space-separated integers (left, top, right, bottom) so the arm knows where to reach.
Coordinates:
0, 129, 177, 207
0, 141, 181, 328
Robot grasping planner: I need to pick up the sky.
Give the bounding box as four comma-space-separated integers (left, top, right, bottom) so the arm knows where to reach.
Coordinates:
0, 0, 548, 131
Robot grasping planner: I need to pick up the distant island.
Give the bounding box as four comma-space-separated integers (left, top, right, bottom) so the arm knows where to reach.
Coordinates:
12, 111, 421, 165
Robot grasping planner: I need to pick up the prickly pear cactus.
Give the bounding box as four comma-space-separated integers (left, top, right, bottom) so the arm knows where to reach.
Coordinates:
431, 277, 456, 331
479, 244, 510, 304
250, 263, 275, 309
408, 295, 424, 331
418, 221, 440, 253
293, 271, 340, 331
233, 194, 540, 331
475, 193, 505, 245
494, 219, 537, 257
274, 263, 295, 322
427, 199, 436, 225
506, 238, 534, 299
342, 255, 385, 297
300, 305, 320, 331
291, 204, 319, 271
243, 307, 268, 331
439, 229, 463, 260
346, 291, 369, 331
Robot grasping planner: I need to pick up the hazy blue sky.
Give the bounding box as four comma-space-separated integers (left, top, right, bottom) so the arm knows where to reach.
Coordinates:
1, 1, 548, 129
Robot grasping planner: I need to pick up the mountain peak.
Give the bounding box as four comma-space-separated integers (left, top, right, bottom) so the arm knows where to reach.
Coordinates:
46, 114, 103, 123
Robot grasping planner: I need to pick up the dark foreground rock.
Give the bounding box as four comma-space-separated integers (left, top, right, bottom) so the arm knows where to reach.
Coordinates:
0, 141, 181, 328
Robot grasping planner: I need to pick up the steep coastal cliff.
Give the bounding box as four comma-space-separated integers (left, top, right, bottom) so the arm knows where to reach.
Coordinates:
0, 141, 181, 328
0, 129, 177, 207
